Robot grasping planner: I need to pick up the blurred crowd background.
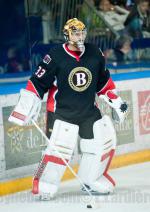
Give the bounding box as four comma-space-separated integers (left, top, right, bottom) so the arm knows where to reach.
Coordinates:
0, 0, 150, 74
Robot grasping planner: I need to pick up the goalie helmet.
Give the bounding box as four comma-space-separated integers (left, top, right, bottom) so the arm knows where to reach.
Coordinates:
63, 18, 87, 51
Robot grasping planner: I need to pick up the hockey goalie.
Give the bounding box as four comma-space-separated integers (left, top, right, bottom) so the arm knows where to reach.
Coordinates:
8, 18, 128, 200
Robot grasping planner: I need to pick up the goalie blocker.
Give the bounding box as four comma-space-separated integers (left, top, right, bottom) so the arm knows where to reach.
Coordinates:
8, 89, 41, 126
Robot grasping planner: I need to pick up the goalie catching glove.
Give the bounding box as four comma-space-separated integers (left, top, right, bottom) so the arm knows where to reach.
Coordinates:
8, 89, 41, 126
100, 90, 128, 123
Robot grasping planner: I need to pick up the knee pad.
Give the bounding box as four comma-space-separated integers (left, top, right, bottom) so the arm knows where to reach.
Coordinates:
78, 115, 116, 192
32, 119, 79, 197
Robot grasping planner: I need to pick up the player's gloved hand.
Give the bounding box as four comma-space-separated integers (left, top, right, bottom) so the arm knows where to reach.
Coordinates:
111, 102, 128, 123
100, 90, 128, 123
8, 89, 41, 126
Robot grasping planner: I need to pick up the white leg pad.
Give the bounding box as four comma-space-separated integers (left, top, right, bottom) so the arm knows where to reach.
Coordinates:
78, 115, 116, 193
32, 119, 79, 198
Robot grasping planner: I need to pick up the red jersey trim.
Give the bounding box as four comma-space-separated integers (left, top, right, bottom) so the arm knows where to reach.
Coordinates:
97, 78, 116, 96
47, 84, 58, 112
63, 43, 85, 62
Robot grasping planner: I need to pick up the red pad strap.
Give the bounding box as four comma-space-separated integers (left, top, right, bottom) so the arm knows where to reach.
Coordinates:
102, 149, 116, 186
103, 172, 116, 186
11, 111, 26, 121
43, 155, 68, 166
106, 90, 118, 99
32, 178, 39, 194
101, 149, 115, 172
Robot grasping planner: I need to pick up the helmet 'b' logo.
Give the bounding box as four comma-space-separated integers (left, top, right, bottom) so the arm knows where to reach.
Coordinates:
68, 67, 92, 92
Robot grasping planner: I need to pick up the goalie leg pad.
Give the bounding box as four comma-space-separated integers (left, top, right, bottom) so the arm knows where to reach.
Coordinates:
32, 119, 79, 198
78, 115, 116, 193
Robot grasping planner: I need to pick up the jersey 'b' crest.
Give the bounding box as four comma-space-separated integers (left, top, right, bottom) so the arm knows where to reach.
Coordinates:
68, 67, 92, 92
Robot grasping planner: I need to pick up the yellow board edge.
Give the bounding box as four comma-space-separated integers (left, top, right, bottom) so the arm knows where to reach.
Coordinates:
0, 149, 150, 196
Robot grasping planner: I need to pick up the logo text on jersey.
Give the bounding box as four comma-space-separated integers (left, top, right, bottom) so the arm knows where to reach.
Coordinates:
43, 54, 52, 64
68, 67, 92, 92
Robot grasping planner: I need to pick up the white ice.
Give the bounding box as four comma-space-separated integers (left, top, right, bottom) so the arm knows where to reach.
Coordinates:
0, 162, 150, 212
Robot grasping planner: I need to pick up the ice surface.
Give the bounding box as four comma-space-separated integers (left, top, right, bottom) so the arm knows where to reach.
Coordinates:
0, 162, 150, 212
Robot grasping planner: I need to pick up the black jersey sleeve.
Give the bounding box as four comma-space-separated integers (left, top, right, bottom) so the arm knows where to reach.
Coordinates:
29, 54, 57, 99
96, 51, 110, 93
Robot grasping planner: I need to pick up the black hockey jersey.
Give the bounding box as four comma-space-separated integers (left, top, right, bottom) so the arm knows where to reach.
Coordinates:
26, 43, 115, 122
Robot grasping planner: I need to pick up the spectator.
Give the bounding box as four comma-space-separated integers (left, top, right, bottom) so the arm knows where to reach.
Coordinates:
110, 0, 128, 8
124, 0, 150, 38
5, 47, 23, 73
98, 0, 129, 33
104, 35, 133, 64
110, 0, 135, 8
126, 0, 135, 8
